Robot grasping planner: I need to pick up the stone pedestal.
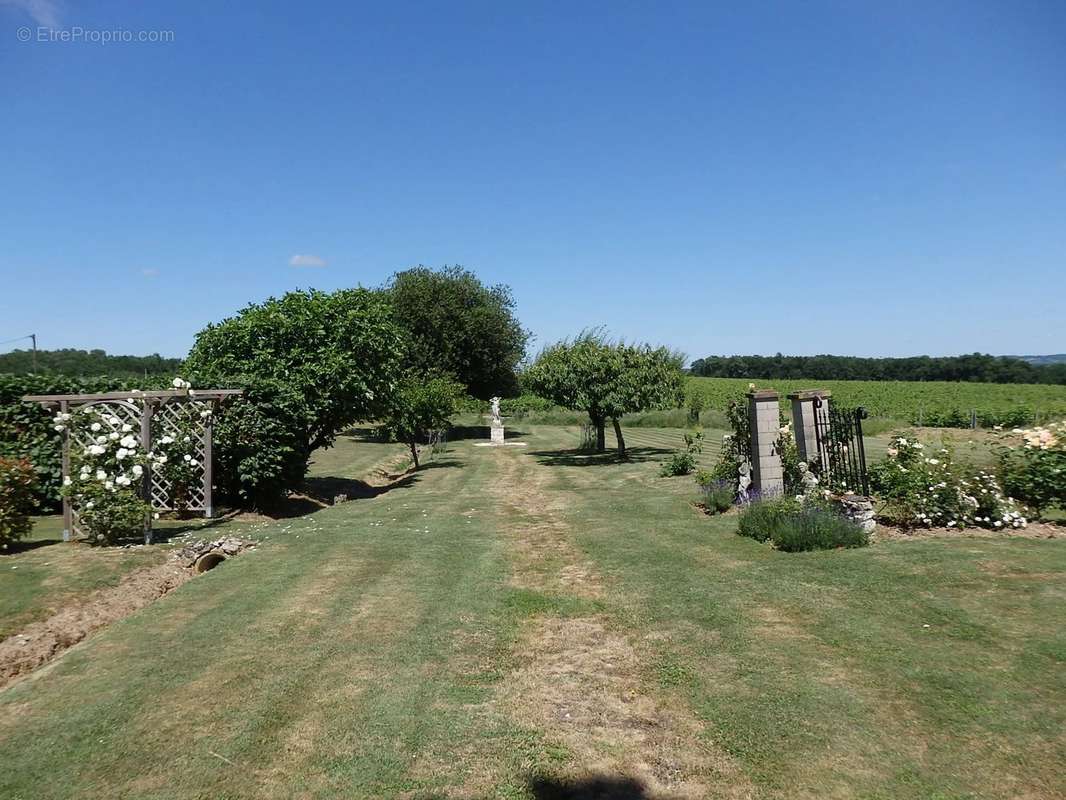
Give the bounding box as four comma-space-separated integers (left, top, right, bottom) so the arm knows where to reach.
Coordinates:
748, 390, 783, 497
491, 424, 505, 443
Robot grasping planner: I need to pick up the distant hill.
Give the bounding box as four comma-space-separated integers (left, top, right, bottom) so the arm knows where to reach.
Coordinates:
0, 348, 183, 378
1011, 354, 1066, 366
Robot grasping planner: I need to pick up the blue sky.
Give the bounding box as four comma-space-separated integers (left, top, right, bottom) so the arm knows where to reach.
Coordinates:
1, 1, 1064, 361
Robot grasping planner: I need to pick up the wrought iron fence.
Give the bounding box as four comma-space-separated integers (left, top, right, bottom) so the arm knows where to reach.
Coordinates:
812, 399, 870, 496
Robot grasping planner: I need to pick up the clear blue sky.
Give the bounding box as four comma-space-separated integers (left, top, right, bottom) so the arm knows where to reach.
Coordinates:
2, 0, 1064, 362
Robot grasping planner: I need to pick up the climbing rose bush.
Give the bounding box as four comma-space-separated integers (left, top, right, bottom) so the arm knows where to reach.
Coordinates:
871, 436, 1026, 530
994, 421, 1066, 517
59, 404, 152, 545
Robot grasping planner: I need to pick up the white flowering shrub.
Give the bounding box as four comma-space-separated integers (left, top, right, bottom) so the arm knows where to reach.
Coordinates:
57, 405, 151, 545
995, 422, 1066, 517
871, 436, 1027, 530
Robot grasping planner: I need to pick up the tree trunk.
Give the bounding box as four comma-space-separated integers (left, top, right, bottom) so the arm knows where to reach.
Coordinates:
612, 417, 627, 458
409, 439, 420, 469
591, 417, 606, 451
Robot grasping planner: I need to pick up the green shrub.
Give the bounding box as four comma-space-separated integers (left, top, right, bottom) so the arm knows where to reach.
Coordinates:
871, 435, 1027, 529
0, 457, 37, 549
499, 393, 555, 418
736, 495, 799, 542
660, 432, 703, 477
660, 450, 696, 477
994, 422, 1066, 516
185, 288, 405, 508
737, 496, 869, 551
769, 504, 869, 552
697, 475, 734, 514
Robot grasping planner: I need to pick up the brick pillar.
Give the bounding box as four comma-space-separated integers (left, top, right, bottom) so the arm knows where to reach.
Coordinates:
788, 389, 831, 465
748, 390, 783, 496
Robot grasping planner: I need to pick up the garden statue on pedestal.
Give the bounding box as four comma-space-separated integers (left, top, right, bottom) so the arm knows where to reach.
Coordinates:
490, 396, 504, 443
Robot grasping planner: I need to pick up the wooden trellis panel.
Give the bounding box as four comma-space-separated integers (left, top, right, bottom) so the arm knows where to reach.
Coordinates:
22, 389, 242, 543
150, 400, 211, 512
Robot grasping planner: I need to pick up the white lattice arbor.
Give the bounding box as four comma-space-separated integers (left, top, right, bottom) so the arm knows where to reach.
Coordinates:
23, 389, 242, 543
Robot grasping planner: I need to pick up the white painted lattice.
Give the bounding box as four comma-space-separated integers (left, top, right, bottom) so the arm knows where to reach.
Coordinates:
149, 399, 211, 512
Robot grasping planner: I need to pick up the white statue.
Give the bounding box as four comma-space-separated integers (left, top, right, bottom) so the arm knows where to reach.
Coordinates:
490, 396, 502, 426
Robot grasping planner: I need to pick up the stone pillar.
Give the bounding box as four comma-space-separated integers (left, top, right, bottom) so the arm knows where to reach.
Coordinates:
747, 390, 783, 497
788, 389, 831, 466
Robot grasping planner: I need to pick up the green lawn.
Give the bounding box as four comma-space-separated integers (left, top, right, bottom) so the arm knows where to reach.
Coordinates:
1, 425, 1062, 799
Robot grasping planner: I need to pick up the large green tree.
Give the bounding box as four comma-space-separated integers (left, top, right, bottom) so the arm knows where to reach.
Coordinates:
185, 289, 405, 507
525, 332, 685, 456
383, 266, 529, 399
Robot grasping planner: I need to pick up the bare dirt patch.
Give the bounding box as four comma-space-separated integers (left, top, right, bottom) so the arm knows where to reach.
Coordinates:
504, 615, 753, 799
486, 449, 604, 599
485, 449, 753, 798
0, 537, 254, 690
872, 521, 1064, 543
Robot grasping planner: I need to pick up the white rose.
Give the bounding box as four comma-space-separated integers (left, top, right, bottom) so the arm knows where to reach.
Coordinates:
190, 459, 199, 467
109, 432, 120, 441
96, 470, 107, 480
63, 476, 72, 486
116, 448, 128, 460
183, 454, 192, 462
90, 422, 102, 432
89, 445, 106, 456
132, 465, 143, 476
122, 424, 133, 432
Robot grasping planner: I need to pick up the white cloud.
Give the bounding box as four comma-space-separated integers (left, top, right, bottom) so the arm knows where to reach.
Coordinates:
1, 0, 60, 28
140, 267, 158, 277
289, 254, 327, 268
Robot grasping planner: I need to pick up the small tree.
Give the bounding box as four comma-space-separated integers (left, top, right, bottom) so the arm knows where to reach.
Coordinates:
525, 332, 684, 457
381, 375, 464, 469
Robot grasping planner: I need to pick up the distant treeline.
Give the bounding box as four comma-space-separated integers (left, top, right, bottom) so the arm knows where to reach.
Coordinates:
0, 348, 183, 378
688, 353, 1066, 385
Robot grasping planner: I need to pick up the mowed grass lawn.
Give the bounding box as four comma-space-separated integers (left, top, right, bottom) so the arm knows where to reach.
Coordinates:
1, 425, 1063, 799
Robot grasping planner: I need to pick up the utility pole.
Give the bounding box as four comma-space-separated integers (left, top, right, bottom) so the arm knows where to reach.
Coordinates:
0, 333, 38, 371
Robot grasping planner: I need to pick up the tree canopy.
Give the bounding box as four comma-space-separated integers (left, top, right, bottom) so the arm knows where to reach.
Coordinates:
383, 265, 529, 399
380, 373, 464, 469
184, 288, 405, 507
0, 348, 182, 378
525, 332, 685, 455
689, 353, 1066, 385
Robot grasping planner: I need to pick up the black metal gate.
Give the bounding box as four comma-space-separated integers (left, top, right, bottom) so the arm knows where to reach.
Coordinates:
812, 399, 870, 496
